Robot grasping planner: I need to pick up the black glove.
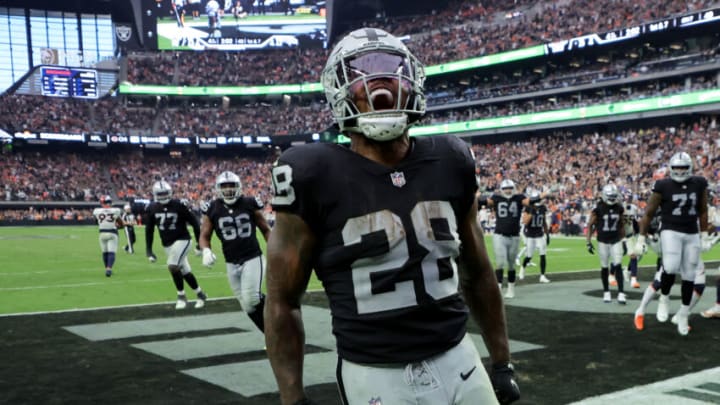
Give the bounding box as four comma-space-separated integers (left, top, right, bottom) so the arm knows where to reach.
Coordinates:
545, 233, 550, 246
586, 241, 595, 254
490, 363, 520, 405
622, 240, 628, 256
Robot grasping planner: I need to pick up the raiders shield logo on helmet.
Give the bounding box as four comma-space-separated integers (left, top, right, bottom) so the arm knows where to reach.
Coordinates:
115, 24, 132, 42
390, 171, 406, 188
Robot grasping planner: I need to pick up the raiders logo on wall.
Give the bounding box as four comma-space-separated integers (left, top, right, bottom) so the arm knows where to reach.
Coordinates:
115, 24, 132, 42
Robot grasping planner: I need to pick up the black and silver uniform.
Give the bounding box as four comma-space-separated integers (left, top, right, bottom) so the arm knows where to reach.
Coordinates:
202, 197, 263, 264
491, 194, 526, 236
523, 205, 547, 238
653, 176, 708, 234
592, 201, 624, 244
271, 135, 476, 364
145, 199, 200, 248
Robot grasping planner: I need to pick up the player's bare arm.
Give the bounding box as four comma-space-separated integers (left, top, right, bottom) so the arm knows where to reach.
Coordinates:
457, 197, 510, 366
586, 212, 597, 244
199, 214, 213, 250
521, 211, 532, 226
638, 192, 661, 236
264, 211, 317, 405
699, 188, 710, 232
254, 209, 272, 243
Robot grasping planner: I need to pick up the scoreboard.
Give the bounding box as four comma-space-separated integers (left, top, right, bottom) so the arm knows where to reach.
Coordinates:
40, 67, 98, 99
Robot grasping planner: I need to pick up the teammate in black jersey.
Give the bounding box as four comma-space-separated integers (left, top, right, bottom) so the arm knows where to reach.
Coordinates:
632, 152, 711, 335
483, 179, 529, 299
586, 183, 627, 304
264, 28, 518, 405
519, 190, 550, 283
145, 180, 208, 310
199, 171, 271, 332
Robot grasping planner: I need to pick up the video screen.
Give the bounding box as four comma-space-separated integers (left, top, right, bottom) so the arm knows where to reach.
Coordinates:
152, 0, 327, 50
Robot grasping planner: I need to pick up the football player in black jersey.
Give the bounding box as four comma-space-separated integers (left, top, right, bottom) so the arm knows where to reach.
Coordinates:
586, 183, 627, 304
482, 179, 529, 299
199, 171, 271, 332
264, 28, 519, 405
519, 190, 550, 283
145, 180, 208, 310
632, 152, 712, 335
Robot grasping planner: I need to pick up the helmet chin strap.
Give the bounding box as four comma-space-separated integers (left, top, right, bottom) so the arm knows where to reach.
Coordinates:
357, 113, 408, 141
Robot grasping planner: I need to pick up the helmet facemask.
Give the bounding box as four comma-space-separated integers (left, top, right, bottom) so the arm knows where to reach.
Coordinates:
322, 29, 426, 142
215, 171, 242, 205
152, 181, 172, 205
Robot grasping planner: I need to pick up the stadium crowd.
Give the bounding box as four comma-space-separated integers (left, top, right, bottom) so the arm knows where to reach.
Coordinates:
3, 118, 719, 231
124, 0, 717, 86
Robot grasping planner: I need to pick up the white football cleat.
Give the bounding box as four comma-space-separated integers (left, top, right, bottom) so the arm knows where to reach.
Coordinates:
505, 283, 515, 299
539, 274, 550, 283
603, 291, 611, 303
701, 304, 720, 318
175, 296, 188, 310
675, 312, 689, 336
195, 291, 207, 309
617, 292, 627, 305
518, 266, 525, 281
657, 295, 670, 322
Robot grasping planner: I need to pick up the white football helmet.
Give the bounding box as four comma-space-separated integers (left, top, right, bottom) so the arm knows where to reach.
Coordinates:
500, 179, 515, 198
669, 152, 693, 183
321, 27, 426, 141
215, 171, 242, 204
100, 195, 112, 207
123, 203, 131, 213
601, 184, 620, 205
624, 203, 637, 219
528, 189, 542, 206
152, 180, 172, 204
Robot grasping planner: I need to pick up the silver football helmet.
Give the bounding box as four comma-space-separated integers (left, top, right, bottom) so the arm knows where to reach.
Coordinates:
215, 171, 242, 205
601, 184, 620, 205
624, 203, 637, 219
528, 189, 542, 206
500, 179, 515, 198
152, 180, 172, 204
669, 152, 693, 183
321, 27, 426, 141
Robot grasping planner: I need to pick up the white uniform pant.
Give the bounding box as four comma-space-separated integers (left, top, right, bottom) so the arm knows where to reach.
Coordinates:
598, 241, 623, 268
525, 235, 547, 257
225, 255, 265, 312
338, 334, 498, 405
164, 239, 192, 275
660, 230, 701, 282
98, 232, 119, 253
492, 234, 519, 270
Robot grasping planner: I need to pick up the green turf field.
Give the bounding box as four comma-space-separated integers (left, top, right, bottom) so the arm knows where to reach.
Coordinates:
3, 225, 719, 315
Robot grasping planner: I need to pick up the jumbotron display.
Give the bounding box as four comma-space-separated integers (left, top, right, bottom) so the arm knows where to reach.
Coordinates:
40, 67, 99, 99
150, 0, 327, 51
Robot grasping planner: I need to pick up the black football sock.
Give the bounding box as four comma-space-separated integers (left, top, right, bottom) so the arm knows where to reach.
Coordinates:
183, 272, 199, 290
540, 255, 546, 275
612, 264, 624, 292
107, 253, 115, 268
660, 271, 675, 295
681, 280, 694, 306
629, 257, 638, 276
495, 269, 504, 284
522, 257, 531, 267
247, 295, 265, 332
507, 270, 516, 283
171, 271, 184, 291
601, 267, 609, 291
102, 252, 109, 267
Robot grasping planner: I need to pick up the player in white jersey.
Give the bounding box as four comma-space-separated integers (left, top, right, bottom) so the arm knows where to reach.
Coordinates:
92, 196, 125, 277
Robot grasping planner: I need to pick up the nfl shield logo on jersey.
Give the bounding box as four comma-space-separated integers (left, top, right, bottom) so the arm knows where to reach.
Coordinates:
390, 171, 406, 188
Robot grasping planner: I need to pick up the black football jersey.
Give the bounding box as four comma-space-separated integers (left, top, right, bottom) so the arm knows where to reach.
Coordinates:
523, 205, 547, 238
653, 176, 708, 234
202, 197, 263, 264
592, 201, 624, 244
271, 135, 476, 364
491, 194, 526, 236
145, 199, 200, 248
